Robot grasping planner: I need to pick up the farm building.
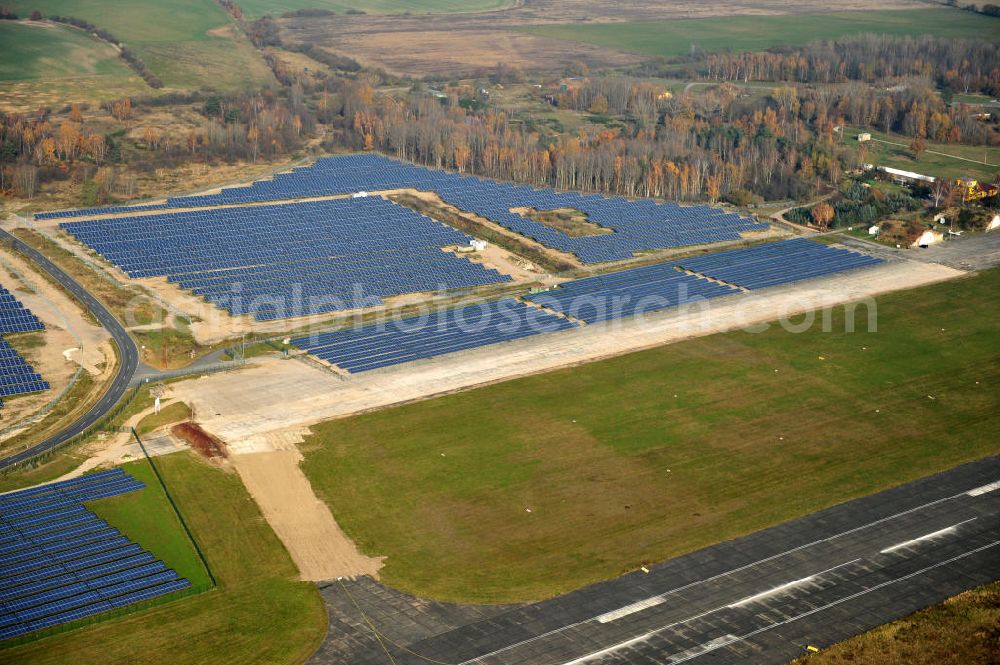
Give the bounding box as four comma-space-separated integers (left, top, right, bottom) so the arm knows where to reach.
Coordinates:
877, 166, 936, 185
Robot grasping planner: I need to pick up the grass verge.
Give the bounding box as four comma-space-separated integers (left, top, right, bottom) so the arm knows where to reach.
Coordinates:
299, 267, 1000, 603
136, 402, 192, 435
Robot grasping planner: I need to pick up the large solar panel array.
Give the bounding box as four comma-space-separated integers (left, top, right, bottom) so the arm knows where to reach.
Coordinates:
0, 468, 191, 641
43, 154, 768, 264
163, 155, 767, 263
0, 285, 49, 406
524, 264, 738, 324
61, 197, 511, 321
292, 298, 578, 373
678, 238, 884, 290
293, 239, 884, 372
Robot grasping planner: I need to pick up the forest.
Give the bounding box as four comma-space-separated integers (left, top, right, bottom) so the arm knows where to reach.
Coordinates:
1, 32, 997, 209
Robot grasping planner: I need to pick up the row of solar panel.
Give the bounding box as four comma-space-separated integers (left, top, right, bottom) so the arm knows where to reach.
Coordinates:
678, 238, 884, 290
34, 203, 171, 220
0, 469, 191, 641
292, 299, 579, 373
524, 265, 739, 324
0, 286, 48, 405
293, 239, 884, 373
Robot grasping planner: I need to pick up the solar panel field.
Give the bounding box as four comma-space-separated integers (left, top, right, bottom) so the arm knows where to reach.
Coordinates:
0, 469, 191, 640
0, 284, 50, 408
50, 154, 780, 327
0, 454, 326, 662
3, 0, 998, 661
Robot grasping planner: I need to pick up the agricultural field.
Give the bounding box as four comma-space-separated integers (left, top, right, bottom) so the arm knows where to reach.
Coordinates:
0, 21, 148, 110
299, 267, 1000, 604
5, 0, 271, 91
238, 0, 515, 18
795, 581, 1000, 664
0, 452, 326, 664
523, 8, 1000, 59
847, 126, 1000, 182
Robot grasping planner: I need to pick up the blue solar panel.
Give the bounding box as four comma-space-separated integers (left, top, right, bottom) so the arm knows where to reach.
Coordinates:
678, 238, 883, 290
525, 263, 739, 324
0, 286, 48, 404
53, 154, 770, 322
0, 472, 191, 640
60, 196, 511, 321
293, 298, 579, 373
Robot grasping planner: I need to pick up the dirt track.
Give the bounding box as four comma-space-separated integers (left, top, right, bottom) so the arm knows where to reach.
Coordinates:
230, 449, 384, 582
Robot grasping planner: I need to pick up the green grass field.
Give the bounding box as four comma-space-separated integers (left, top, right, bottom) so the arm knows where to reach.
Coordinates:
299, 267, 1000, 604
240, 0, 514, 18
88, 460, 212, 591
1, 453, 326, 664
847, 127, 1000, 182
6, 1, 271, 91
136, 402, 192, 435
794, 581, 1000, 664
523, 9, 1000, 59
0, 21, 148, 110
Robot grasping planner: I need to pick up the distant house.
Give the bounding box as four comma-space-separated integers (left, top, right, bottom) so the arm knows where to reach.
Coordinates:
857, 132, 872, 143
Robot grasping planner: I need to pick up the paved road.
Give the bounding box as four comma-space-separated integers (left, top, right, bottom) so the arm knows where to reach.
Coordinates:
0, 229, 139, 469
311, 456, 1000, 664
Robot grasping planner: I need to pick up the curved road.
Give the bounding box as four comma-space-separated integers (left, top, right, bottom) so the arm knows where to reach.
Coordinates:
0, 228, 139, 469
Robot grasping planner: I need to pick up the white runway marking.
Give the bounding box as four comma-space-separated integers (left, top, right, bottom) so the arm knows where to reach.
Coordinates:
459, 478, 994, 665
967, 480, 1000, 497
596, 597, 665, 623
879, 518, 975, 554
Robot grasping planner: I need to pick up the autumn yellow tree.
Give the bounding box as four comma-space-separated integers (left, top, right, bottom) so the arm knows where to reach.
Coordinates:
811, 201, 835, 230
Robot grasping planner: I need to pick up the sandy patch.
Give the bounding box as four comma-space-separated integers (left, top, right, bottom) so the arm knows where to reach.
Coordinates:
230, 449, 384, 581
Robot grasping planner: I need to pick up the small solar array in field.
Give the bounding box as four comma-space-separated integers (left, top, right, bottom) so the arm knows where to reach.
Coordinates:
0, 285, 49, 406
0, 468, 191, 641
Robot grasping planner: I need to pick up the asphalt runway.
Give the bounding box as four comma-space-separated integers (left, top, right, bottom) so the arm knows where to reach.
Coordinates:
311, 456, 1000, 664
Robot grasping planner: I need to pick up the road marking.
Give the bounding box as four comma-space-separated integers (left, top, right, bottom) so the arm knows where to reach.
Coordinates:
727, 576, 816, 608
665, 636, 741, 664
968, 480, 1000, 497
727, 560, 860, 609
660, 541, 1000, 665
596, 596, 665, 623
560, 560, 860, 665
879, 518, 975, 554
455, 476, 993, 664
